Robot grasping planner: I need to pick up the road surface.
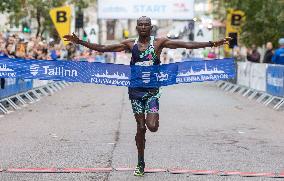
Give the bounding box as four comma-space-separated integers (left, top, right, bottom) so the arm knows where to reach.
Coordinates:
0, 82, 284, 181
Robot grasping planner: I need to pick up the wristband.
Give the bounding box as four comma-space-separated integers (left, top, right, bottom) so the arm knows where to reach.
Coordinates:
209, 41, 215, 47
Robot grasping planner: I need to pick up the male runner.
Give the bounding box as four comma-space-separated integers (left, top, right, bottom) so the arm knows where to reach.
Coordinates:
64, 16, 231, 176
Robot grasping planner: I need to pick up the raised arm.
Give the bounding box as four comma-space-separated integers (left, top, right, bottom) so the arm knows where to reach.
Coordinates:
63, 33, 131, 52
162, 37, 232, 49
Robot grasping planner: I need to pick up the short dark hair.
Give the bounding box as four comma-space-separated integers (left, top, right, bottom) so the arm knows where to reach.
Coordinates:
137, 16, 151, 24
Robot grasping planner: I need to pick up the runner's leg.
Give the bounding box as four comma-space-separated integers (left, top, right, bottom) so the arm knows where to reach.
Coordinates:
145, 97, 160, 132
131, 99, 146, 176
135, 113, 146, 158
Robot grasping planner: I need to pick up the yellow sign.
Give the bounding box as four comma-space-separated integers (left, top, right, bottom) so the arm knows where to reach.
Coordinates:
49, 6, 71, 46
225, 9, 245, 52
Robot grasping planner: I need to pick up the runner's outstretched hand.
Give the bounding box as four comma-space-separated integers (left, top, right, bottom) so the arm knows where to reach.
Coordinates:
63, 33, 80, 44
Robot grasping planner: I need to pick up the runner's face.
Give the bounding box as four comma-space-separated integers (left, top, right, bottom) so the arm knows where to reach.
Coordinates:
136, 20, 152, 37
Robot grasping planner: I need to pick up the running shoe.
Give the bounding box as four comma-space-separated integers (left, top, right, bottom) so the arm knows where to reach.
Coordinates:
133, 163, 145, 176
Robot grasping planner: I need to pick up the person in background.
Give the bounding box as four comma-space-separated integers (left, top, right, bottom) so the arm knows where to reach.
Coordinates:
0, 77, 4, 89
0, 37, 5, 56
5, 43, 16, 58
49, 43, 58, 60
263, 42, 274, 64
0, 35, 4, 87
247, 44, 260, 63
181, 50, 187, 60
272, 38, 284, 64
207, 48, 217, 59
66, 43, 76, 60
123, 29, 129, 39
233, 46, 244, 61
112, 52, 117, 63
201, 48, 209, 58
15, 38, 26, 58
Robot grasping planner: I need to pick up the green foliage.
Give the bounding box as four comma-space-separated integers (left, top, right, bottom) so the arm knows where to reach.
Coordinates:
0, 0, 96, 39
211, 0, 284, 47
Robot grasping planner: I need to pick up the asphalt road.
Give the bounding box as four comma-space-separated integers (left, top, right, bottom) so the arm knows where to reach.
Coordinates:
0, 82, 284, 181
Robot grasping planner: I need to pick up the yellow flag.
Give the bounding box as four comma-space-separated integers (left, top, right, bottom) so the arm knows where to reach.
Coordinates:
49, 6, 71, 46
225, 9, 245, 52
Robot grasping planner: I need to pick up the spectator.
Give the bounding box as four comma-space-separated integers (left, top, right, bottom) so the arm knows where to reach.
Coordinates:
181, 50, 187, 60
0, 33, 113, 62
0, 33, 5, 87
49, 43, 58, 60
247, 44, 261, 63
0, 37, 5, 56
263, 42, 274, 64
162, 51, 167, 64
272, 38, 284, 64
207, 48, 217, 59
123, 29, 129, 39
5, 43, 16, 58
15, 38, 26, 58
0, 78, 4, 89
66, 43, 76, 60
112, 52, 117, 63
233, 46, 245, 61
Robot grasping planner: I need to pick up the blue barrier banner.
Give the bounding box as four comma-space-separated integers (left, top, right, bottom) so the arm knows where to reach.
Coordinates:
0, 56, 235, 87
0, 78, 33, 99
266, 65, 284, 97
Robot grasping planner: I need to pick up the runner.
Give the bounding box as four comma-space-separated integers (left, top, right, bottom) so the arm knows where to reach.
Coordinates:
64, 16, 231, 177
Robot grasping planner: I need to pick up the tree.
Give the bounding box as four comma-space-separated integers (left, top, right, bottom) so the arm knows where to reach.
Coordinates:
0, 0, 95, 39
211, 0, 284, 47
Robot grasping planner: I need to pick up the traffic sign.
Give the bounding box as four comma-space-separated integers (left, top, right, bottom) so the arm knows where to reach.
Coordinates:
49, 6, 71, 46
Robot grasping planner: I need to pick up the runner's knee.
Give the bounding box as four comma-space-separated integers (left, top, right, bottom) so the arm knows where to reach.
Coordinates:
147, 120, 159, 132
146, 113, 159, 132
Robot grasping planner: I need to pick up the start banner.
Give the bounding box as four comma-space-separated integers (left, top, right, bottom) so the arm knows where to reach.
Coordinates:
0, 56, 235, 87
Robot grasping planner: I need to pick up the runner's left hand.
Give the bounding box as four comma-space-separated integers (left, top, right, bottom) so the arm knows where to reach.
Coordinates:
213, 37, 233, 47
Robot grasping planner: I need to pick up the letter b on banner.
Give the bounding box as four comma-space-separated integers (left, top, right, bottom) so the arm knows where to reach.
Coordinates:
50, 6, 71, 45
56, 11, 67, 22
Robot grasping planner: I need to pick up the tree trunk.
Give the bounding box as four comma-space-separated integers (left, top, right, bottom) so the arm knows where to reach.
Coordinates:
41, 27, 46, 37
36, 7, 41, 37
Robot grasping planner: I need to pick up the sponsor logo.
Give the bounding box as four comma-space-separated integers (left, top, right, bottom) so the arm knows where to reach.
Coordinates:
154, 72, 168, 81
90, 77, 130, 86
30, 64, 40, 76
0, 64, 13, 72
177, 64, 225, 77
176, 74, 229, 83
93, 70, 128, 80
267, 74, 284, 87
0, 64, 16, 77
176, 64, 229, 83
91, 70, 130, 86
142, 71, 151, 83
42, 66, 78, 77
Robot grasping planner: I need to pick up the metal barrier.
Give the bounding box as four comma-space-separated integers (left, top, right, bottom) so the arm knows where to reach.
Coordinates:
216, 62, 284, 111
0, 78, 71, 115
